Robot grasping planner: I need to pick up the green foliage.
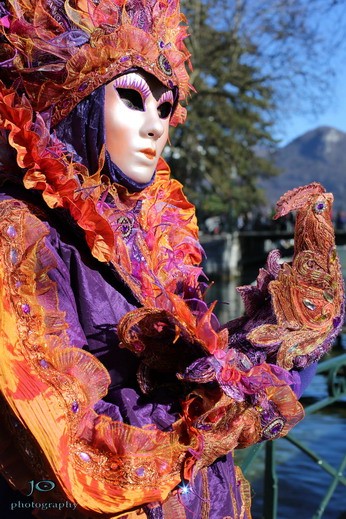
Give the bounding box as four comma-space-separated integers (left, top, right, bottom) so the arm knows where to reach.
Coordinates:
166, 0, 346, 229
166, 0, 278, 229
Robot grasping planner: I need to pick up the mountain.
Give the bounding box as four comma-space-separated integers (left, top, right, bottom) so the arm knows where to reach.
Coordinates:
262, 126, 346, 211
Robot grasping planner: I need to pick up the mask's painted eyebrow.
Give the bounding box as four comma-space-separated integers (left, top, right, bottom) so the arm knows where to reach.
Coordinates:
158, 89, 174, 105
112, 74, 151, 99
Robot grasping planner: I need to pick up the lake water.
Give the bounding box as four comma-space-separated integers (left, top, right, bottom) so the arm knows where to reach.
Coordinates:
239, 379, 346, 519
206, 255, 346, 519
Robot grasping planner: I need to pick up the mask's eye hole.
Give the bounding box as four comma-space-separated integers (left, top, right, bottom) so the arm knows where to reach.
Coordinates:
158, 101, 173, 119
116, 88, 144, 111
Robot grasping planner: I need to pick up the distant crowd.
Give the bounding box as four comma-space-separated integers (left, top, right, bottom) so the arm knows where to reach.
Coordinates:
203, 209, 346, 235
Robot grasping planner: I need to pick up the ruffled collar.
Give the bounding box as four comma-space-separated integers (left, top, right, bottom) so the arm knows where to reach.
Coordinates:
0, 82, 227, 354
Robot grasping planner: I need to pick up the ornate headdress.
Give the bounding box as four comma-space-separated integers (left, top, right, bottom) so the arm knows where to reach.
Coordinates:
0, 0, 192, 126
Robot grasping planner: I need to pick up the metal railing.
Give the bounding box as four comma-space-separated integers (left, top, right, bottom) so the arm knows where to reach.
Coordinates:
238, 351, 346, 519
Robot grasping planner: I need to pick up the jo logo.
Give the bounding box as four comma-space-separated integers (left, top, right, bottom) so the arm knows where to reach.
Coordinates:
26, 479, 56, 496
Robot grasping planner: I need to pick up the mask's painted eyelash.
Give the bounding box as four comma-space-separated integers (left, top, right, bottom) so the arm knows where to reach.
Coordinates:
112, 75, 151, 99
159, 90, 174, 105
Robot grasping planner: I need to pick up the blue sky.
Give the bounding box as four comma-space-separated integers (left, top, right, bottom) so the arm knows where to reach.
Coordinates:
273, 8, 346, 148
275, 68, 346, 147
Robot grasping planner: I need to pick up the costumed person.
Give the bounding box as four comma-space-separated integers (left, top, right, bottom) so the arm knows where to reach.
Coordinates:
0, 0, 344, 518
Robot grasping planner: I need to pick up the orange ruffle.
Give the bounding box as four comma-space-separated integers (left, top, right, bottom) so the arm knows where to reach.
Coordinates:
0, 84, 223, 356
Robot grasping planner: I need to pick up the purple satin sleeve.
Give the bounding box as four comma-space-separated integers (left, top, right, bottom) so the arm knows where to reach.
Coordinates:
291, 362, 318, 398
44, 228, 88, 348
44, 224, 180, 429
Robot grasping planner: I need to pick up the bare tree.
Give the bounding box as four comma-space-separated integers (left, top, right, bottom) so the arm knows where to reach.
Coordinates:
185, 0, 346, 116
166, 0, 346, 223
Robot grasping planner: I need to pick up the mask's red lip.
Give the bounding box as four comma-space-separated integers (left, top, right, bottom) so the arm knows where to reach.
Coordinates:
140, 148, 156, 159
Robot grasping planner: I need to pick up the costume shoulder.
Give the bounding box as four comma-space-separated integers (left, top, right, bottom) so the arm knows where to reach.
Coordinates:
0, 198, 193, 515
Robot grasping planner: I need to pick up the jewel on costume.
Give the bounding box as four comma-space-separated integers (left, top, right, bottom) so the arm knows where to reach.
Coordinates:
117, 215, 134, 238
71, 401, 79, 413
21, 303, 31, 314
9, 249, 19, 265
323, 291, 334, 303
135, 467, 146, 477
78, 81, 89, 93
79, 452, 91, 462
303, 299, 317, 311
262, 417, 286, 440
6, 225, 17, 238
314, 201, 326, 213
157, 54, 173, 76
